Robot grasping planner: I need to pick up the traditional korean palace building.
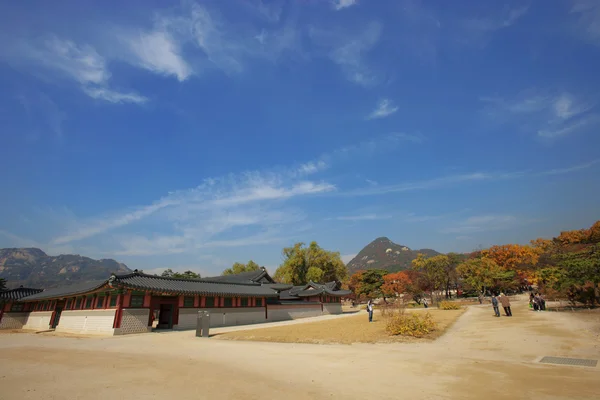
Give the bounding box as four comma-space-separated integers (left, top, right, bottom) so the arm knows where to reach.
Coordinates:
0, 267, 350, 336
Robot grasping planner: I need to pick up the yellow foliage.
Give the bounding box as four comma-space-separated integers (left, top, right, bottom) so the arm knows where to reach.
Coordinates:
481, 244, 539, 270
385, 312, 437, 337
439, 301, 462, 310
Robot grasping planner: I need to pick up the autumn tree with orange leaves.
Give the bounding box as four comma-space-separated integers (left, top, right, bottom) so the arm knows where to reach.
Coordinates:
381, 271, 412, 299
481, 244, 539, 271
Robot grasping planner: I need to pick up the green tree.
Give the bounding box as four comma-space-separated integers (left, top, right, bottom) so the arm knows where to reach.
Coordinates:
456, 258, 502, 297
222, 260, 261, 275
306, 266, 324, 282
556, 243, 600, 305
411, 254, 449, 304
355, 269, 387, 300
273, 241, 348, 285
161, 269, 201, 279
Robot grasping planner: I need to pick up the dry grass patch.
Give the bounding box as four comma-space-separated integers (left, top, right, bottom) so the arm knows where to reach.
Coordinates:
216, 308, 465, 345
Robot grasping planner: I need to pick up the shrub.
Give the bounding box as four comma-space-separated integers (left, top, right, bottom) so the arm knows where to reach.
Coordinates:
439, 301, 462, 310
385, 312, 437, 337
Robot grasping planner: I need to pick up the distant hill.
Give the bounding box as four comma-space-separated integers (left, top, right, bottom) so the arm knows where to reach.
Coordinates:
0, 248, 131, 288
346, 237, 440, 274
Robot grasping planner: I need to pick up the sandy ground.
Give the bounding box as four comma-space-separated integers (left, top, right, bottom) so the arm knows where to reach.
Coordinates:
1, 298, 599, 400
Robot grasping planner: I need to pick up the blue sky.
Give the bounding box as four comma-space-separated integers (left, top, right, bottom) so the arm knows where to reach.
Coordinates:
1, 0, 599, 276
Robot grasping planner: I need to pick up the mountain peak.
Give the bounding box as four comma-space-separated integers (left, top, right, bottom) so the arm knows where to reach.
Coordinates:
0, 248, 131, 288
346, 237, 440, 273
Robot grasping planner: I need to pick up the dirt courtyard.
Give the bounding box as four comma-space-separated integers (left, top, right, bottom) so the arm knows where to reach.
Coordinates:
1, 300, 599, 400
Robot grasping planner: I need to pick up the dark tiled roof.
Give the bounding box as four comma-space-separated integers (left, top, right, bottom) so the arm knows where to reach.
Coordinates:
266, 283, 294, 291
280, 282, 351, 299
112, 272, 278, 297
0, 287, 43, 301
201, 268, 275, 284
19, 280, 108, 301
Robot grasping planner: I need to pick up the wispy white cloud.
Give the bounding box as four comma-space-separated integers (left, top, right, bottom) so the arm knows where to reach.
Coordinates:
464, 6, 528, 33
311, 21, 382, 86
481, 91, 597, 140
83, 87, 148, 104
367, 99, 398, 119
335, 214, 392, 221
24, 36, 110, 85
343, 159, 600, 197
333, 0, 357, 11
125, 29, 192, 81
7, 35, 148, 105
296, 160, 328, 175
50, 163, 335, 256
570, 0, 600, 45
440, 215, 522, 234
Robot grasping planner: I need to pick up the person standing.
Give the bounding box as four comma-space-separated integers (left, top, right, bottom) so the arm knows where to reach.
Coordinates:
367, 300, 374, 322
491, 294, 500, 317
534, 293, 542, 312
539, 293, 546, 311
498, 293, 512, 316
423, 297, 429, 309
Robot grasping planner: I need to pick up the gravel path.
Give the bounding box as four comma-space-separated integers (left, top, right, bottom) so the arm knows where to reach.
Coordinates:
1, 299, 599, 400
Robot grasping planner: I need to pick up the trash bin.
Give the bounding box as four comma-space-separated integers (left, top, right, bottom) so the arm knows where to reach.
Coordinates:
201, 311, 210, 337
196, 310, 210, 338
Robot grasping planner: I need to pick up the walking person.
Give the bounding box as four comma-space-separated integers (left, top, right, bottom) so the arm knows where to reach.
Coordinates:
366, 300, 374, 322
539, 293, 546, 311
529, 292, 535, 311
422, 297, 429, 308
491, 294, 500, 317
498, 293, 512, 316
534, 293, 542, 312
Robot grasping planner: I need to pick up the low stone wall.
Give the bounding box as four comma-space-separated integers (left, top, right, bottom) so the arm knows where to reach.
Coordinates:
176, 307, 266, 329
115, 308, 151, 335
0, 312, 29, 330
267, 303, 323, 322
323, 303, 343, 315
56, 310, 117, 335
22, 311, 53, 331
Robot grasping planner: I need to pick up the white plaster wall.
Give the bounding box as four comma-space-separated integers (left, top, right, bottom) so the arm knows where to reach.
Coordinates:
115, 308, 150, 335
56, 310, 117, 335
176, 307, 266, 329
323, 303, 343, 315
267, 305, 323, 322
0, 312, 28, 329
22, 311, 53, 330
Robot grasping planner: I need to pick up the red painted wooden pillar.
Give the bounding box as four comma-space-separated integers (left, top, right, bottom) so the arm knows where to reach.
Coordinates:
143, 293, 151, 308
194, 295, 200, 308
122, 293, 132, 308
200, 296, 206, 308
178, 295, 184, 308
220, 297, 224, 307
112, 294, 123, 329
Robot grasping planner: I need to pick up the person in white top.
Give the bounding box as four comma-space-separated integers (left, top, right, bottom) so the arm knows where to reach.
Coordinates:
367, 300, 374, 322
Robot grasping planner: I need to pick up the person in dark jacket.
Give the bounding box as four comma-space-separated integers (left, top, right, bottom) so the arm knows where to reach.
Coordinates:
498, 293, 512, 316
366, 300, 374, 322
491, 294, 500, 317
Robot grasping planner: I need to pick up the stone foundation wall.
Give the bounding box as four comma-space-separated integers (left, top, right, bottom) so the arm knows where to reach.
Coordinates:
267, 304, 323, 322
56, 310, 117, 335
323, 303, 343, 315
176, 307, 266, 329
115, 308, 150, 335
0, 312, 29, 330
22, 311, 53, 331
